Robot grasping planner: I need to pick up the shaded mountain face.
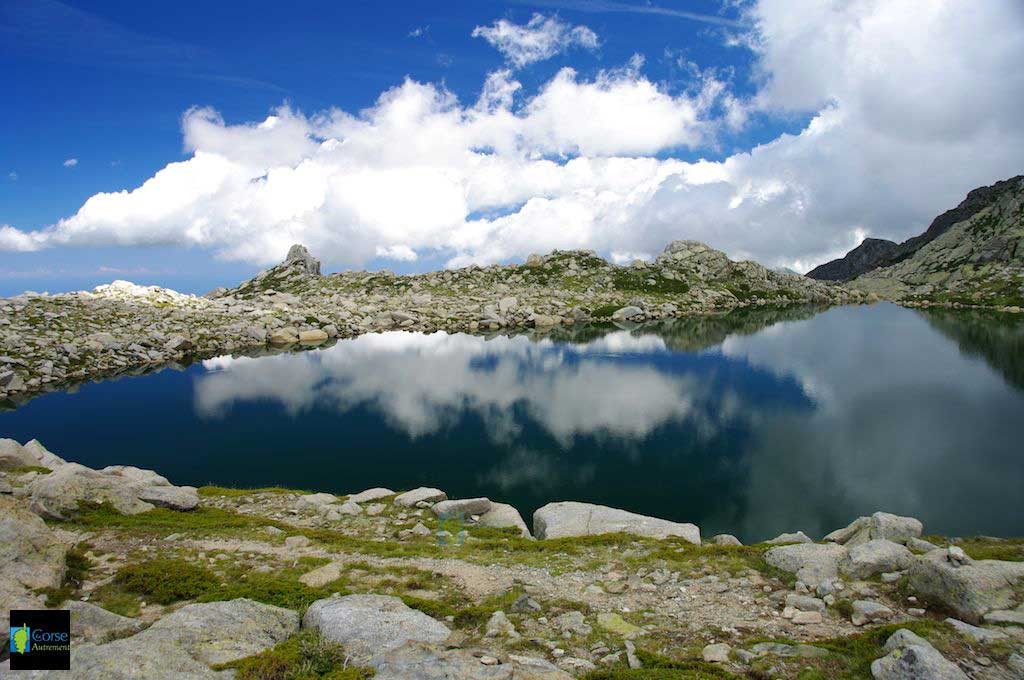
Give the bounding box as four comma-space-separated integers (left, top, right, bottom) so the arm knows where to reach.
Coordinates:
848, 176, 1024, 308
807, 175, 1024, 281
806, 238, 899, 281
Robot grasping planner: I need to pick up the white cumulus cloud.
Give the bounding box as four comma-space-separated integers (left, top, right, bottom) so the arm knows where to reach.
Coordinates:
62, 158, 78, 167
3, 1, 1023, 273
472, 13, 599, 69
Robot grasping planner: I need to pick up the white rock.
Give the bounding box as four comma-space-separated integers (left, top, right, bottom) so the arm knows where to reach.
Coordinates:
394, 487, 447, 507
347, 487, 395, 503
533, 501, 700, 544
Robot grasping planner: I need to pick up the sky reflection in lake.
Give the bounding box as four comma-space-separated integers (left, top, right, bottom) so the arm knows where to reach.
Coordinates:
2, 303, 1022, 541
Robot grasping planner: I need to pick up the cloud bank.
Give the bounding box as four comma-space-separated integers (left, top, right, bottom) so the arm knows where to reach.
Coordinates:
4, 1, 1024, 273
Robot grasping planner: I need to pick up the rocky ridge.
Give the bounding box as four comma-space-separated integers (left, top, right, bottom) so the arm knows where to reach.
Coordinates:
0, 240, 865, 405
2, 438, 1023, 678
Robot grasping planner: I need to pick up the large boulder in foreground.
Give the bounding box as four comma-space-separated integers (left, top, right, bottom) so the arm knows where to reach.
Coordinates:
0, 495, 68, 642
374, 641, 572, 679
907, 548, 1024, 623
303, 594, 450, 664
533, 502, 700, 544
0, 438, 39, 468
871, 628, 967, 680
27, 598, 298, 679
764, 542, 848, 588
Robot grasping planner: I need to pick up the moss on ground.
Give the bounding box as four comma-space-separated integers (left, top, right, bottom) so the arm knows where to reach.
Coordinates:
114, 558, 220, 605
198, 485, 312, 497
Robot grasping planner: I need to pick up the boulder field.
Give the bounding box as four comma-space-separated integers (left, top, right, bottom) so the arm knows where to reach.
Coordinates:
2, 439, 1023, 678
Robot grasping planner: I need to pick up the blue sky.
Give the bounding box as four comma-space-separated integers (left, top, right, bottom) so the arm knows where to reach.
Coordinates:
2, 0, 1023, 295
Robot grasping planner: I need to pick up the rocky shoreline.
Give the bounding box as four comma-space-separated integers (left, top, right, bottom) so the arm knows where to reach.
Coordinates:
1, 240, 872, 406
2, 437, 1023, 678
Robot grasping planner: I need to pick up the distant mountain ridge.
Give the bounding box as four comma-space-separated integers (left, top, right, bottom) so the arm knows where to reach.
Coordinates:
847, 175, 1024, 308
808, 175, 1024, 281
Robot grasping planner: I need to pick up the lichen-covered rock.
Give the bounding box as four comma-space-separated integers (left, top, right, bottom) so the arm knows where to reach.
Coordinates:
907, 548, 1024, 623
303, 594, 450, 663
842, 539, 914, 578
0, 495, 68, 641
533, 501, 700, 543
764, 542, 848, 588
28, 598, 298, 680
824, 512, 923, 547
871, 628, 967, 679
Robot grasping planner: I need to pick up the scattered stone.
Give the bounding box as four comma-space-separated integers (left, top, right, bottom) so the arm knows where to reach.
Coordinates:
284, 535, 311, 550
709, 533, 742, 546
533, 501, 700, 544
851, 600, 893, 626
553, 611, 591, 637
792, 610, 823, 625
596, 612, 641, 637
825, 512, 923, 547
703, 643, 731, 663
484, 610, 519, 639
299, 562, 342, 588
785, 594, 826, 612
295, 492, 338, 512
766, 531, 813, 545
137, 484, 199, 511
298, 329, 328, 344
338, 501, 363, 515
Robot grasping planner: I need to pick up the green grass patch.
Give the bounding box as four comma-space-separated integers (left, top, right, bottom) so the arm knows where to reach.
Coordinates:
583, 649, 739, 679
198, 486, 310, 497
89, 583, 142, 618
114, 558, 219, 605
214, 630, 374, 679
197, 571, 345, 613
6, 465, 52, 475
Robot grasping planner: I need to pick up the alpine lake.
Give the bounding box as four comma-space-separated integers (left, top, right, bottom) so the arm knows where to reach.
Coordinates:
3, 302, 1022, 543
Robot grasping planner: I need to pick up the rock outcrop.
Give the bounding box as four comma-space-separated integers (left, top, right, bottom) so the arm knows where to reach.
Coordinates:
871, 628, 967, 680
807, 237, 900, 281
849, 175, 1024, 307
907, 548, 1024, 622
533, 501, 700, 544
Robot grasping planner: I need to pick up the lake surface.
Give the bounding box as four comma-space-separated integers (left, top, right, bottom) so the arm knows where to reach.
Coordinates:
3, 303, 1023, 543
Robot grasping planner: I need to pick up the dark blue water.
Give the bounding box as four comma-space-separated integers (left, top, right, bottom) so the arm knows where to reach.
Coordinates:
3, 303, 1023, 542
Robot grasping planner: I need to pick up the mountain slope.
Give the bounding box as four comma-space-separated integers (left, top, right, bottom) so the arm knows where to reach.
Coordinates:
848, 176, 1024, 308
808, 175, 1024, 281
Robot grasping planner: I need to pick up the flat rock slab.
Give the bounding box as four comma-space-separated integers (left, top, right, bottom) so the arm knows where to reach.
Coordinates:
842, 539, 913, 579
394, 487, 448, 507
533, 502, 700, 544
303, 594, 450, 663
432, 497, 492, 519
347, 487, 395, 503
